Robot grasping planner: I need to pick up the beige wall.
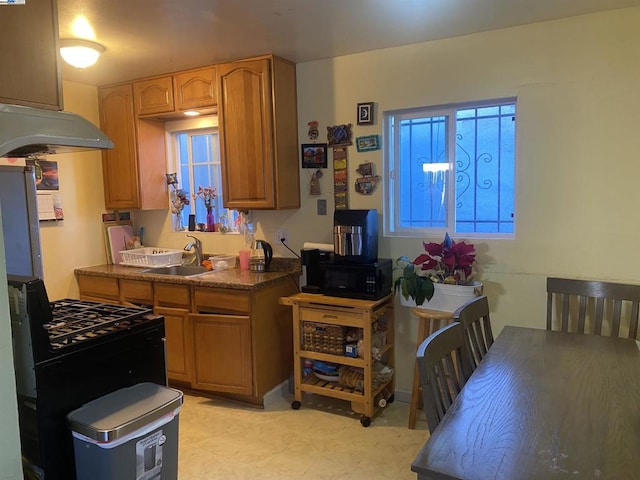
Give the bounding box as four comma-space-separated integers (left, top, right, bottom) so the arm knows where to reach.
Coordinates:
40, 81, 108, 300
291, 7, 640, 397
49, 7, 640, 399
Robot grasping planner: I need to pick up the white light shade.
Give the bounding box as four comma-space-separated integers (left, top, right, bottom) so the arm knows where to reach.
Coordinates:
59, 38, 104, 69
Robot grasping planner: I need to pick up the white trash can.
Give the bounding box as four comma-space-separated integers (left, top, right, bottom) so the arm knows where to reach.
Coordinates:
67, 383, 183, 480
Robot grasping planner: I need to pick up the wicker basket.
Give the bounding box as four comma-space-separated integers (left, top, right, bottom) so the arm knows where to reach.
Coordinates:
302, 322, 346, 355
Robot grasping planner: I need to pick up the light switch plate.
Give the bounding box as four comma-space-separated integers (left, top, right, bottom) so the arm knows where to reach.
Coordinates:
317, 199, 327, 215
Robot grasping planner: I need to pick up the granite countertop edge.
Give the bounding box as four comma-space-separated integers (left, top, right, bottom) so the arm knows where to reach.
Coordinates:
75, 260, 301, 291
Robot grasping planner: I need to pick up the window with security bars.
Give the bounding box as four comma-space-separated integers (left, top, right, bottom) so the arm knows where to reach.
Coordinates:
384, 99, 516, 238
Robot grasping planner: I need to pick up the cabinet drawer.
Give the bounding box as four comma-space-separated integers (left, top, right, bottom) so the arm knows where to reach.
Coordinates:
155, 283, 191, 308
299, 307, 362, 328
77, 275, 119, 300
194, 287, 250, 314
120, 279, 153, 304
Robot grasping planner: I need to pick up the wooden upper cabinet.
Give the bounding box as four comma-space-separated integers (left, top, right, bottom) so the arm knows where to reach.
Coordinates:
134, 76, 174, 116
218, 56, 300, 210
98, 83, 168, 210
0, 0, 62, 110
174, 67, 217, 111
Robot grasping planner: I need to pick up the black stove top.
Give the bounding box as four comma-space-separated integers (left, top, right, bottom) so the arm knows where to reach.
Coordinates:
46, 299, 156, 349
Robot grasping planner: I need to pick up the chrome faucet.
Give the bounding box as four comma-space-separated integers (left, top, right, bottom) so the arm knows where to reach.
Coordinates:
184, 235, 203, 266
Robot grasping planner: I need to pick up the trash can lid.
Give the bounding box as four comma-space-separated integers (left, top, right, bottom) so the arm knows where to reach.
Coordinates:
67, 383, 183, 443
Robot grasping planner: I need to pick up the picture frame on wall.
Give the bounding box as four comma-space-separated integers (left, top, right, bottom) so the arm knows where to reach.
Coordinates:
356, 134, 380, 152
301, 143, 328, 168
357, 102, 374, 125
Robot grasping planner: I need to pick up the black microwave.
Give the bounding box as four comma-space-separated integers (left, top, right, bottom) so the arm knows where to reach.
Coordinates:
302, 258, 392, 300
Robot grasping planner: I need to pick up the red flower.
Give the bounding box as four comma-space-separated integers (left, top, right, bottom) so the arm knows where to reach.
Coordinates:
412, 233, 476, 285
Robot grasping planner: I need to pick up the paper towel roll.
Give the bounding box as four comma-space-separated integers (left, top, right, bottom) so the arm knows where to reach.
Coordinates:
302, 242, 334, 252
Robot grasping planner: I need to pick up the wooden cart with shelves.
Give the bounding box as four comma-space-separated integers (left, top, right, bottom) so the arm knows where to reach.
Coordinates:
281, 293, 394, 427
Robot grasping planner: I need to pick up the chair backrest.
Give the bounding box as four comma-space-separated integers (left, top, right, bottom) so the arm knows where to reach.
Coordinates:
454, 295, 494, 373
546, 277, 640, 338
416, 322, 470, 433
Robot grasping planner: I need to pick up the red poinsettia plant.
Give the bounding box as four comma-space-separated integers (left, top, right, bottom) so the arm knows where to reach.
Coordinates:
413, 232, 476, 285
395, 233, 476, 306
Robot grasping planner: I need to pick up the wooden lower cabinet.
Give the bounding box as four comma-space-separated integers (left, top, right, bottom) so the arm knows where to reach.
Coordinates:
156, 306, 192, 383
77, 275, 120, 304
76, 271, 298, 405
189, 313, 252, 395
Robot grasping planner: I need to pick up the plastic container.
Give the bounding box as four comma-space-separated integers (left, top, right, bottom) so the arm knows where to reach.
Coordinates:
238, 250, 251, 270
119, 248, 183, 268
67, 383, 183, 480
208, 254, 236, 270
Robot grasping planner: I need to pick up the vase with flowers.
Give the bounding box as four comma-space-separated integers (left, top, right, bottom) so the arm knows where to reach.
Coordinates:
166, 173, 190, 231
196, 186, 217, 232
395, 233, 482, 311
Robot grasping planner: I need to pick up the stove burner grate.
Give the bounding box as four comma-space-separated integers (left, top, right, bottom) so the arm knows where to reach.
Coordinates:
45, 299, 155, 349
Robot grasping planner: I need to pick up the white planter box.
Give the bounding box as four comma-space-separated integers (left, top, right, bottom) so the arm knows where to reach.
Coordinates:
399, 281, 483, 313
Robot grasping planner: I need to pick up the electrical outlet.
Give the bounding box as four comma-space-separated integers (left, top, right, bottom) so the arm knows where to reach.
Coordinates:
276, 229, 288, 244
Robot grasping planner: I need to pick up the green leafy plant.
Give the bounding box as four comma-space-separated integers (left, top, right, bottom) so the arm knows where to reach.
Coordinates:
394, 257, 435, 306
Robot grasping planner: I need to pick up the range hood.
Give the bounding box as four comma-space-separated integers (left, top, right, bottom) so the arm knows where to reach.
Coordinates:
0, 103, 113, 158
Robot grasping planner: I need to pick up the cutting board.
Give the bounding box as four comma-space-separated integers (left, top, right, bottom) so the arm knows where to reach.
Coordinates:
107, 225, 134, 264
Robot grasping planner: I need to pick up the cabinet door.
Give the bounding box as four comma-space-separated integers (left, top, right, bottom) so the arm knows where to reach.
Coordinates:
98, 84, 141, 209
99, 84, 169, 210
218, 58, 276, 209
134, 76, 174, 116
174, 67, 217, 111
189, 313, 253, 395
0, 0, 62, 110
156, 306, 192, 383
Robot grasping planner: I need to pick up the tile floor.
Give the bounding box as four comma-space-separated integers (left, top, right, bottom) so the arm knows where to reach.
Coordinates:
177, 390, 429, 479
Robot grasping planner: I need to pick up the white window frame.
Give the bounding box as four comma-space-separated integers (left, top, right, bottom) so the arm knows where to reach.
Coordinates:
165, 116, 239, 234
383, 98, 517, 240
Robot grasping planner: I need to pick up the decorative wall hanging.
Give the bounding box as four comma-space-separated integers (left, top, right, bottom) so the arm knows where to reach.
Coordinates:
357, 102, 374, 125
327, 124, 353, 146
301, 143, 328, 168
333, 147, 349, 209
356, 135, 380, 152
309, 169, 322, 195
307, 121, 319, 141
355, 162, 380, 195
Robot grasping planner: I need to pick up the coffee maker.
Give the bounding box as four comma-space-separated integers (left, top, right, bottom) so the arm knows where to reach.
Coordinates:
301, 209, 392, 300
333, 209, 378, 263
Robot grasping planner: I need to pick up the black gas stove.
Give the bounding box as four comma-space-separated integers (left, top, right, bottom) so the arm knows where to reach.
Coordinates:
7, 276, 167, 480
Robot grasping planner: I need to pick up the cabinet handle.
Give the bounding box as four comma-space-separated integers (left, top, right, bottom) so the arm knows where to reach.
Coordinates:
322, 314, 338, 320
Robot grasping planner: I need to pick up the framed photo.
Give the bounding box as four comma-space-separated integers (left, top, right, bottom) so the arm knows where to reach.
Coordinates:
357, 102, 374, 125
356, 135, 380, 152
301, 143, 328, 168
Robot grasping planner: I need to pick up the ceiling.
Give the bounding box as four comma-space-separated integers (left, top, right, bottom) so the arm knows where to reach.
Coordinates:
58, 0, 640, 87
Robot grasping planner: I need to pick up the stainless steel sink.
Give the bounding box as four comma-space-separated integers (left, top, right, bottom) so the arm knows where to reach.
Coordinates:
141, 265, 209, 277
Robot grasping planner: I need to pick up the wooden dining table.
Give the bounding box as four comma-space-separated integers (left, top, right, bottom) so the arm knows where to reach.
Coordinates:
411, 326, 640, 480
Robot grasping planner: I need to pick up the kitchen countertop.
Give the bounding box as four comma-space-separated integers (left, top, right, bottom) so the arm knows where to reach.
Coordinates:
75, 259, 301, 291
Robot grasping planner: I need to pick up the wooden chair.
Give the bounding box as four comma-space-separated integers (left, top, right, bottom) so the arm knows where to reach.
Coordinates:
454, 295, 494, 373
416, 322, 471, 433
546, 277, 640, 338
